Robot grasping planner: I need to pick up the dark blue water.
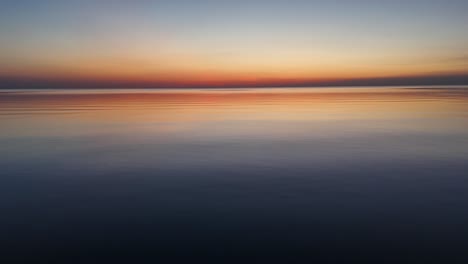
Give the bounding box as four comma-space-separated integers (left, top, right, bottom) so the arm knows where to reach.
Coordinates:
1, 87, 468, 262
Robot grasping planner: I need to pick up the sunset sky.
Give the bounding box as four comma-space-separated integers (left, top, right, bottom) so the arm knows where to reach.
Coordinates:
1, 0, 467, 88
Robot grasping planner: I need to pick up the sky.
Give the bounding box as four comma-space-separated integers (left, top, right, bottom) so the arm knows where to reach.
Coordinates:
1, 0, 467, 88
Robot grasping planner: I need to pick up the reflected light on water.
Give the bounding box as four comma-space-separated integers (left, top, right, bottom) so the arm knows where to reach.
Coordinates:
1, 86, 468, 262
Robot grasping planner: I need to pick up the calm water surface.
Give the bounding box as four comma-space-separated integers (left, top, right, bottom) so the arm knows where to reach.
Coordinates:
1, 87, 468, 262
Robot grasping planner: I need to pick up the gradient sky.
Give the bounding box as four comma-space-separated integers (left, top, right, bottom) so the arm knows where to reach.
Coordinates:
1, 0, 467, 88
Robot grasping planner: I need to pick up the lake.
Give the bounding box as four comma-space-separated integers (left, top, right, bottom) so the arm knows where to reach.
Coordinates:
1, 87, 468, 262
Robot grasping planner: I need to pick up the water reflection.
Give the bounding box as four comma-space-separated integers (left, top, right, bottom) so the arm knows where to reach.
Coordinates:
1, 87, 468, 262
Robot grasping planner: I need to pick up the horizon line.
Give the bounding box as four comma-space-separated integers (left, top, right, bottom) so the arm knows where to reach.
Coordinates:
1, 73, 467, 89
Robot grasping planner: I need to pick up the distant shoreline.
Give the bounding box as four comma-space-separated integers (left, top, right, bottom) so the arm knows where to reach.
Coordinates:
1, 84, 468, 91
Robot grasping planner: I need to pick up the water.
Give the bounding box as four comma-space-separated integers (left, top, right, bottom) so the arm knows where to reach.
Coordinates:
1, 87, 468, 262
